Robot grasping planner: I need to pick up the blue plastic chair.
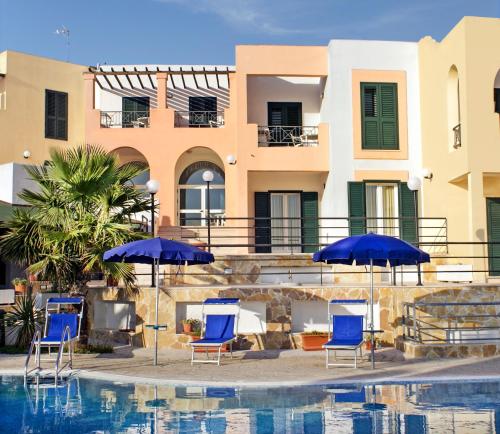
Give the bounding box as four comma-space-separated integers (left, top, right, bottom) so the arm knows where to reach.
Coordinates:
323, 315, 364, 368
189, 298, 240, 365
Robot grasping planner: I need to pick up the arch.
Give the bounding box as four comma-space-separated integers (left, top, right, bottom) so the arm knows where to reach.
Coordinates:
174, 147, 226, 226
494, 69, 500, 114
179, 161, 225, 185
447, 65, 461, 149
110, 146, 150, 186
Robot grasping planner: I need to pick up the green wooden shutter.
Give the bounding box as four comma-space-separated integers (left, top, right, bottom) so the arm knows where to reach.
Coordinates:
45, 90, 57, 139
45, 90, 68, 140
361, 84, 380, 149
56, 92, 68, 140
399, 182, 417, 244
379, 83, 398, 149
348, 182, 366, 235
361, 83, 399, 150
255, 192, 271, 253
301, 192, 319, 253
487, 198, 500, 276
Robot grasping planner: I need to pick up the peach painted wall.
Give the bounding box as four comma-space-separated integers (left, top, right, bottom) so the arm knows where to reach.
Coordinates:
84, 46, 330, 228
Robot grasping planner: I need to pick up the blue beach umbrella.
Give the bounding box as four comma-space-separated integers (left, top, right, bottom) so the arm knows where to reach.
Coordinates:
104, 237, 214, 365
313, 233, 430, 368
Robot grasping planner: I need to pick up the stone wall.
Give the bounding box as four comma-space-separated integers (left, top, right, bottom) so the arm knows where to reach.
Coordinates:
87, 281, 500, 352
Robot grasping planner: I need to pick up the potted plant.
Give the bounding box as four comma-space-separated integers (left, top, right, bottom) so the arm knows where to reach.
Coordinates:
12, 278, 28, 294
300, 330, 329, 351
365, 336, 379, 350
181, 318, 200, 334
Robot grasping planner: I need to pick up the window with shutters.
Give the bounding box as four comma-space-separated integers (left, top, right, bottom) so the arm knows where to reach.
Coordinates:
361, 83, 398, 150
45, 89, 68, 140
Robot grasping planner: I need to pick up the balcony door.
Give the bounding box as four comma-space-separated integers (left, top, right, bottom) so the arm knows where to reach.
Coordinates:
188, 96, 217, 127
178, 161, 225, 226
122, 96, 149, 128
270, 192, 301, 253
267, 102, 302, 146
365, 183, 399, 236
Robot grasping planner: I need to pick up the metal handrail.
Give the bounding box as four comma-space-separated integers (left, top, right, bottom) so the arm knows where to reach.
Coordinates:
453, 123, 461, 148
24, 328, 42, 380
174, 110, 225, 127
258, 125, 319, 147
100, 110, 150, 128
403, 301, 500, 344
55, 325, 73, 385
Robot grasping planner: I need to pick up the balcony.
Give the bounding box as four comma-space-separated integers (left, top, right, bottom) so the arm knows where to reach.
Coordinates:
258, 125, 319, 147
100, 111, 150, 128
174, 111, 225, 128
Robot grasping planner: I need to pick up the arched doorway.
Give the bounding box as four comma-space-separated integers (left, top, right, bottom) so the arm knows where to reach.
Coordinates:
110, 147, 150, 187
447, 65, 461, 149
178, 161, 225, 226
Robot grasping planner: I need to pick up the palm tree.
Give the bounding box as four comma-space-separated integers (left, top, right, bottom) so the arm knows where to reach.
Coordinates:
0, 145, 152, 294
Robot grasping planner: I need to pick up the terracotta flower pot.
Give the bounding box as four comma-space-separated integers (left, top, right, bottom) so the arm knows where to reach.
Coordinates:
301, 334, 329, 351
183, 323, 192, 333
14, 284, 27, 294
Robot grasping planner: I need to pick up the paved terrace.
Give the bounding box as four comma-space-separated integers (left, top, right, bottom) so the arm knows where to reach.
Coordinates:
3, 348, 500, 386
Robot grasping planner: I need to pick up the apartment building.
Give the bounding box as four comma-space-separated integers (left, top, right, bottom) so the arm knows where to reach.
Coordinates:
0, 50, 87, 287
419, 17, 500, 279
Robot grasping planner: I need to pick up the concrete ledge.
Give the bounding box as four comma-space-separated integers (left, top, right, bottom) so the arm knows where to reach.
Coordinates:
397, 337, 500, 359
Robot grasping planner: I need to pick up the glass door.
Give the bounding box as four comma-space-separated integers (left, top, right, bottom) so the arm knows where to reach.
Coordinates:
365, 183, 399, 236
179, 185, 225, 226
270, 193, 301, 253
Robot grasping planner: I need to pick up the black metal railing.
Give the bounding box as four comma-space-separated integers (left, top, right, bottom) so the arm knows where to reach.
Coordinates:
174, 111, 225, 128
403, 301, 500, 344
165, 216, 448, 253
258, 126, 319, 147
100, 111, 150, 128
453, 123, 461, 148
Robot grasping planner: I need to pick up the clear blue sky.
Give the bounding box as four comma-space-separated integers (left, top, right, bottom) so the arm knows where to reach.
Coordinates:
0, 0, 499, 66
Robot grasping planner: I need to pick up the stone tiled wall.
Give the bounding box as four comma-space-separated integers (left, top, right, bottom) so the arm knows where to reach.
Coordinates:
87, 282, 500, 352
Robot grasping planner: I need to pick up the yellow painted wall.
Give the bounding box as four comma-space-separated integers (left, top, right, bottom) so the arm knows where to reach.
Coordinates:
0, 51, 87, 165
419, 17, 500, 279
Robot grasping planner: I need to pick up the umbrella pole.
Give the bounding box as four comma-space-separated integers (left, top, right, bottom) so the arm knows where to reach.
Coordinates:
154, 258, 160, 366
370, 259, 375, 370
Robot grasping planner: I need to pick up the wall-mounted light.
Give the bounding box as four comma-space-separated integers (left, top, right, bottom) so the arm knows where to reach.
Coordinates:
23, 150, 31, 159
422, 168, 433, 180
226, 154, 237, 165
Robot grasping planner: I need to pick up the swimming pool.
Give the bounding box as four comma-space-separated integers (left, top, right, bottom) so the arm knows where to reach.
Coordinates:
1, 376, 500, 433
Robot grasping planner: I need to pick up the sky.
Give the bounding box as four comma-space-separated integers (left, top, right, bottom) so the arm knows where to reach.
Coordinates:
0, 0, 499, 66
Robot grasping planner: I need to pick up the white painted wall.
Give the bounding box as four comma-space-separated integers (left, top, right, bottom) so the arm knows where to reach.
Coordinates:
175, 301, 266, 334
0, 162, 38, 205
320, 40, 423, 238
247, 76, 323, 126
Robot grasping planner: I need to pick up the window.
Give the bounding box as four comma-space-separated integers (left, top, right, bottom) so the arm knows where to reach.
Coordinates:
188, 96, 217, 126
361, 83, 398, 150
267, 102, 302, 146
122, 97, 150, 128
45, 90, 68, 140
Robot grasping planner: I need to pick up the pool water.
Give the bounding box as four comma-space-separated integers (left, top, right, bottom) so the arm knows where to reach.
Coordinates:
1, 376, 500, 433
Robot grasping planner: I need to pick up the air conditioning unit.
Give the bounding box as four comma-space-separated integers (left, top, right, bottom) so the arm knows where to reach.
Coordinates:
436, 264, 473, 283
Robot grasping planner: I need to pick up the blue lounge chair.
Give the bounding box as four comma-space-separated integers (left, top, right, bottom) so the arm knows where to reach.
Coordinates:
324, 315, 364, 368
323, 300, 367, 369
25, 297, 84, 383
189, 298, 240, 365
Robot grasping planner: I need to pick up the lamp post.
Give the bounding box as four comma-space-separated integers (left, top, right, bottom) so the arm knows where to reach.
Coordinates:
146, 179, 160, 287
407, 176, 423, 286
202, 170, 214, 252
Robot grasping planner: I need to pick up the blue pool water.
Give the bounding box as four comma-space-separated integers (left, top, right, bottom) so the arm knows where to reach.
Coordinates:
1, 376, 500, 433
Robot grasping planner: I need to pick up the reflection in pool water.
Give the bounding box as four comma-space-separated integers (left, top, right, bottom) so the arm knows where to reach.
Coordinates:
1, 376, 500, 433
